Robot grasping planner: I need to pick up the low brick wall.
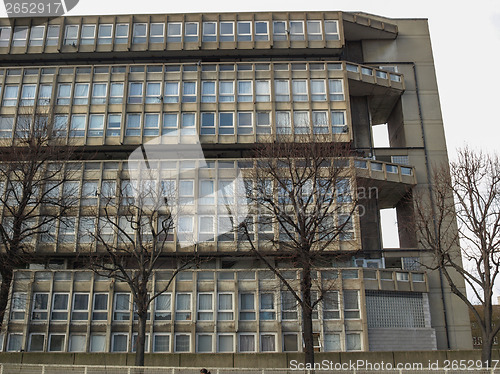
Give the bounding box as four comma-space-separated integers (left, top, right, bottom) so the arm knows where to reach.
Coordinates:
0, 350, 498, 368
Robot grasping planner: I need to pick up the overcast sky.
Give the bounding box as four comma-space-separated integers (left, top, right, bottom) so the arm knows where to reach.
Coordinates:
2, 0, 499, 299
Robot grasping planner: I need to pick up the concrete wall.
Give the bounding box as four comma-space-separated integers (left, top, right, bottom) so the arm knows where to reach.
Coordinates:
368, 328, 437, 351
0, 350, 497, 368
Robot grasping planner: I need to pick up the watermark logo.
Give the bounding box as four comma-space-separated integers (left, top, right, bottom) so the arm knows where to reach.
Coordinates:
128, 131, 249, 248
4, 0, 78, 18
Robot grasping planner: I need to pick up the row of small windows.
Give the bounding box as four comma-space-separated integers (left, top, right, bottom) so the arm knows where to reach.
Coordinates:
0, 20, 339, 49
0, 110, 348, 139
0, 62, 345, 76
5, 331, 362, 353
10, 290, 359, 324
0, 79, 345, 107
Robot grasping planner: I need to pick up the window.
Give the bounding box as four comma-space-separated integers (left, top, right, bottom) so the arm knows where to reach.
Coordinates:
219, 112, 234, 135
98, 24, 113, 44
51, 293, 69, 320
273, 21, 287, 41
324, 333, 341, 351
109, 82, 124, 104
28, 333, 45, 352
58, 217, 76, 243
237, 112, 253, 135
150, 23, 164, 43
199, 180, 214, 205
292, 80, 308, 102
175, 293, 191, 321
144, 82, 161, 104
81, 25, 96, 45
91, 83, 107, 104
114, 23, 129, 44
162, 82, 179, 103
253, 80, 270, 102
46, 25, 60, 46
312, 111, 328, 134
0, 116, 13, 138
167, 23, 182, 42
29, 25, 45, 46
201, 81, 216, 103
162, 113, 177, 136
307, 20, 322, 40
325, 20, 339, 40
202, 22, 217, 42
181, 113, 196, 135
184, 22, 198, 42
182, 82, 197, 103
179, 180, 194, 205
131, 333, 150, 352
12, 26, 28, 46
70, 114, 86, 137
239, 293, 255, 320
339, 214, 354, 240
254, 112, 270, 135
10, 292, 26, 320
112, 333, 128, 352
37, 84, 52, 105
175, 334, 190, 352
239, 334, 255, 352
344, 290, 360, 319
48, 334, 65, 352
7, 334, 22, 352
283, 333, 299, 351
0, 26, 12, 47
252, 21, 268, 41
329, 79, 344, 101
200, 112, 215, 135
69, 335, 86, 352
2, 85, 18, 106
237, 21, 252, 41
274, 80, 289, 102
346, 333, 361, 351
114, 293, 130, 321
289, 21, 305, 41
219, 81, 234, 102
128, 82, 143, 104
259, 293, 275, 320
237, 81, 252, 102
20, 84, 36, 106
323, 291, 340, 319
310, 79, 327, 101
64, 25, 79, 45
197, 293, 213, 320
90, 293, 108, 321
71, 293, 89, 321
331, 111, 347, 134
294, 111, 310, 134
261, 334, 276, 352
125, 113, 141, 136
81, 181, 98, 206
197, 334, 213, 353
152, 333, 170, 353
282, 291, 297, 320
56, 83, 71, 105
73, 83, 89, 105
133, 23, 147, 43
86, 114, 104, 137
218, 293, 234, 320
89, 334, 106, 352
220, 22, 234, 42
154, 294, 171, 320
144, 113, 160, 136
276, 111, 291, 135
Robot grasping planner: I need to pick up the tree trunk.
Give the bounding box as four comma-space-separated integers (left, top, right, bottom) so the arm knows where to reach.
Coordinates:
0, 266, 13, 332
301, 267, 314, 366
135, 310, 147, 367
481, 334, 493, 368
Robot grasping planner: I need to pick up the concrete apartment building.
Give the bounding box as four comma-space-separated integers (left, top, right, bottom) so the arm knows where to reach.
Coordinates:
0, 11, 472, 355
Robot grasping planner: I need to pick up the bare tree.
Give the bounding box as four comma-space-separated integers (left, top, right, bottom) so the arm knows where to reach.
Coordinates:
0, 110, 78, 331
412, 148, 500, 366
88, 177, 197, 366
238, 138, 360, 365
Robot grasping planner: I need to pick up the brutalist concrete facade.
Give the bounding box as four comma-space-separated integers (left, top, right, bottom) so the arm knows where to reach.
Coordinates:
0, 11, 471, 354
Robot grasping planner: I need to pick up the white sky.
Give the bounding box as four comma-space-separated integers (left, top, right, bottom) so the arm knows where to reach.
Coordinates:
3, 0, 500, 300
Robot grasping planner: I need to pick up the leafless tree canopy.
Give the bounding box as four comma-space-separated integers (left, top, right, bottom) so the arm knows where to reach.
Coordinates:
0, 109, 78, 331
413, 148, 500, 365
238, 137, 360, 365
